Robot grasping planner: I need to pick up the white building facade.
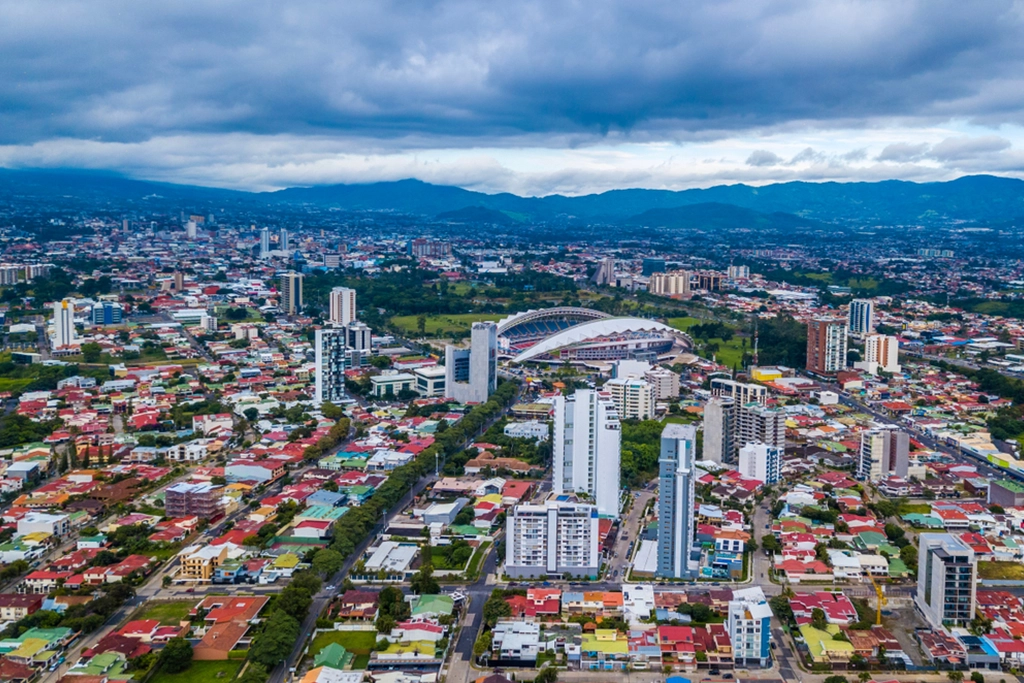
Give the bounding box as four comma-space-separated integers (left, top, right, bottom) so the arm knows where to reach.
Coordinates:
553, 389, 621, 518
505, 500, 600, 579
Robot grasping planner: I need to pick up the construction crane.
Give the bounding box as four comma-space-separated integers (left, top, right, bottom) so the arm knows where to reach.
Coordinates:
867, 573, 887, 625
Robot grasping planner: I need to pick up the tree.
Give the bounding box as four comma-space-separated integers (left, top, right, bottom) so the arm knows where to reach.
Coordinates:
947, 671, 964, 683
240, 663, 269, 683
761, 534, 782, 554
535, 667, 558, 683
858, 672, 871, 683
810, 607, 828, 631
321, 401, 345, 420
159, 637, 193, 674
824, 677, 849, 683
275, 584, 313, 622
250, 610, 300, 667
80, 342, 103, 363
970, 672, 984, 683
244, 408, 260, 422
410, 563, 440, 595
312, 549, 344, 578
483, 593, 513, 627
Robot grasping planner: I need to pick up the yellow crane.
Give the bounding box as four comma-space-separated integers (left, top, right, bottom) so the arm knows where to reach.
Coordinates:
867, 573, 887, 625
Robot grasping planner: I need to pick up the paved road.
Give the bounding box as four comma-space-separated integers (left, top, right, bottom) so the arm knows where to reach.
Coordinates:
607, 479, 657, 580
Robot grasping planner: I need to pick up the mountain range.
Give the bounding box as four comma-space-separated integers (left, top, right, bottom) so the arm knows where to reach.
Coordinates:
3, 168, 1024, 228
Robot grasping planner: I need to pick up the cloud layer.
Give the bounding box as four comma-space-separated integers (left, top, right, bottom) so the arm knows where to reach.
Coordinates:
3, 0, 1024, 192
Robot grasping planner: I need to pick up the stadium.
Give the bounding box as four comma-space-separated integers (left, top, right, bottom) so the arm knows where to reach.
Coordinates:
496, 307, 692, 364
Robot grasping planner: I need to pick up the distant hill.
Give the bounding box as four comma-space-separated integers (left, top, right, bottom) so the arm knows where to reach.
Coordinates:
623, 202, 822, 231
4, 168, 1024, 227
436, 205, 523, 225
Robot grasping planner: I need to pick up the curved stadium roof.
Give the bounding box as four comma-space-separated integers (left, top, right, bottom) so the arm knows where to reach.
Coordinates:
510, 317, 686, 363
495, 306, 613, 337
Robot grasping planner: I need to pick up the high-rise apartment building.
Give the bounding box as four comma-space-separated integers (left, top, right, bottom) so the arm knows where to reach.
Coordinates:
727, 265, 751, 280
702, 396, 734, 463
345, 321, 372, 353
735, 403, 786, 459
410, 238, 452, 259
329, 287, 357, 326
658, 423, 698, 578
848, 299, 874, 335
444, 322, 497, 404
280, 272, 303, 315
806, 318, 848, 375
165, 482, 224, 519
553, 389, 621, 518
862, 334, 901, 374
0, 266, 20, 285
648, 270, 691, 297
279, 228, 289, 252
91, 302, 123, 325
644, 367, 680, 400
916, 533, 977, 629
857, 428, 909, 481
185, 221, 197, 240
738, 443, 782, 485
642, 258, 666, 276
260, 228, 271, 257
505, 500, 600, 579
53, 299, 76, 349
315, 327, 348, 405
728, 587, 773, 667
604, 377, 654, 420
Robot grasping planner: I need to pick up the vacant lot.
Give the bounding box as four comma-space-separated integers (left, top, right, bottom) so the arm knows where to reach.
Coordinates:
978, 561, 1024, 581
310, 629, 377, 658
150, 659, 243, 683
137, 600, 193, 625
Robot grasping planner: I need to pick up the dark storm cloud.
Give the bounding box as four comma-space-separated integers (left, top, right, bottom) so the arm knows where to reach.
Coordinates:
1, 0, 1024, 146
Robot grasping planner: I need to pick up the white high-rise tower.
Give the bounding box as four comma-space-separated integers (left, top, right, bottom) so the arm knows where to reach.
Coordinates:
552, 389, 621, 518
329, 287, 357, 326
53, 299, 76, 349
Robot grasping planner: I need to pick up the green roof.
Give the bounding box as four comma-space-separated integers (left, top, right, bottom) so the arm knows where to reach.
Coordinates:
995, 479, 1024, 493
901, 513, 944, 528
887, 558, 909, 577
411, 594, 454, 617
580, 634, 628, 655
799, 624, 854, 662
314, 643, 353, 670
449, 524, 486, 536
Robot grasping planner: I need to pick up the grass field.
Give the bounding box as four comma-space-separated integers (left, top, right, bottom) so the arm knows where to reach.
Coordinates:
150, 659, 242, 683
666, 316, 703, 331
351, 654, 370, 670
390, 313, 500, 336
898, 503, 932, 515
310, 629, 377, 659
667, 316, 744, 366
137, 600, 193, 625
978, 561, 1024, 580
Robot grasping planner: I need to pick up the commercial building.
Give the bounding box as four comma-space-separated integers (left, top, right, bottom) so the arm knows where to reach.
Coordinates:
315, 327, 348, 405
702, 396, 734, 464
604, 377, 655, 420
413, 365, 446, 397
988, 479, 1024, 508
279, 272, 303, 315
370, 371, 416, 398
916, 533, 977, 629
657, 423, 698, 579
642, 258, 666, 276
857, 429, 910, 481
16, 512, 70, 538
806, 318, 848, 376
505, 500, 600, 579
728, 587, 773, 667
329, 287, 357, 326
738, 443, 782, 485
859, 334, 901, 375
848, 299, 874, 335
410, 238, 452, 259
444, 322, 497, 404
53, 298, 76, 349
165, 483, 224, 519
553, 389, 621, 518
91, 302, 123, 325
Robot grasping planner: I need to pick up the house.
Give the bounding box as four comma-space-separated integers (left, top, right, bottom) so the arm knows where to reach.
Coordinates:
335, 590, 378, 621
0, 594, 43, 621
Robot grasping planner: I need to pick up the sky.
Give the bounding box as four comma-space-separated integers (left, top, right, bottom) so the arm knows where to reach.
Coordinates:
3, 0, 1024, 195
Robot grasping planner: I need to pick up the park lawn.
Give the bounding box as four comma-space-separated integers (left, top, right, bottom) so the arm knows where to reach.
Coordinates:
666, 316, 703, 332
848, 277, 879, 290
663, 414, 700, 425
466, 541, 491, 577
150, 659, 242, 683
351, 654, 370, 670
214, 306, 264, 323
390, 313, 500, 336
310, 629, 377, 657
898, 503, 932, 515
430, 546, 466, 570
137, 600, 194, 625
978, 561, 1024, 581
